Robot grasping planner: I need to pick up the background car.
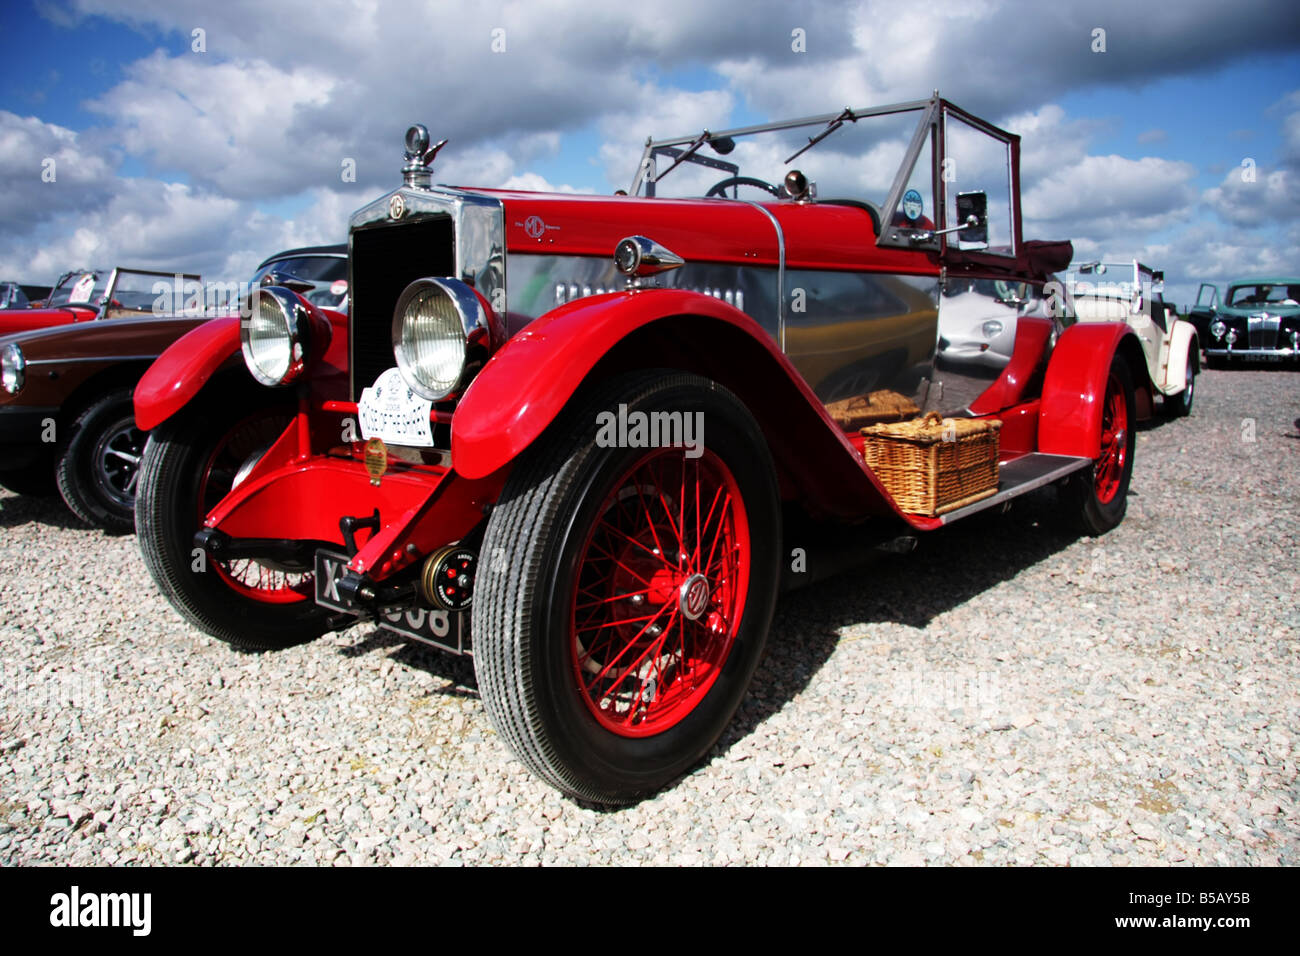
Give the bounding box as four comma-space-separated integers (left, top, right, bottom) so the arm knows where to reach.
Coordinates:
0, 245, 344, 531
1186, 276, 1300, 366
1073, 260, 1199, 416
0, 281, 30, 309
0, 267, 200, 337
252, 244, 348, 310
936, 277, 1031, 371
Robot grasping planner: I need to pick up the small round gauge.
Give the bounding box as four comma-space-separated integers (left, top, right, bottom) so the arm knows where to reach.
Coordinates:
422, 545, 476, 612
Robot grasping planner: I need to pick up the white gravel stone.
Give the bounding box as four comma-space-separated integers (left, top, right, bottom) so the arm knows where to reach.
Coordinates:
0, 369, 1296, 865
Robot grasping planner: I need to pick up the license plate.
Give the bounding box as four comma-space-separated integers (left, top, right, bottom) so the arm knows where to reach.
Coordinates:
314, 549, 468, 655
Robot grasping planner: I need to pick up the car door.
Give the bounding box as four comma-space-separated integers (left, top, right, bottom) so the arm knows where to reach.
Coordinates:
1187, 283, 1218, 326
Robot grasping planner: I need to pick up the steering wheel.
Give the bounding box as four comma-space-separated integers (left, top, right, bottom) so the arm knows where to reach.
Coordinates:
705, 176, 783, 199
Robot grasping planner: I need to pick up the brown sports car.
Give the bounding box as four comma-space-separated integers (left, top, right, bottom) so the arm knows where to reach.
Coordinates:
0, 244, 346, 531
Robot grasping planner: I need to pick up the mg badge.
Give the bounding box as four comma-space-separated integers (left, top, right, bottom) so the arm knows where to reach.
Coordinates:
389, 193, 406, 219
364, 437, 388, 485
679, 573, 710, 621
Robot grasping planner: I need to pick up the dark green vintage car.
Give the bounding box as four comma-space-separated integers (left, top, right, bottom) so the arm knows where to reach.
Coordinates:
1187, 276, 1300, 366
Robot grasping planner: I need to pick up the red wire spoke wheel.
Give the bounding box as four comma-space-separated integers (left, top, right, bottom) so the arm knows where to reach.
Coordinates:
474, 370, 780, 805
196, 409, 313, 604
1063, 353, 1136, 535
1093, 370, 1129, 505
570, 448, 750, 737
136, 388, 330, 650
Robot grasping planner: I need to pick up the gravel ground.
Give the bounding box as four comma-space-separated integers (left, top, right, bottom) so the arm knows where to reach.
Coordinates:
1, 368, 1296, 866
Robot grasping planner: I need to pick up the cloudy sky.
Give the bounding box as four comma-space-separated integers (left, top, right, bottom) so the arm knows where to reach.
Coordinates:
1, 0, 1298, 307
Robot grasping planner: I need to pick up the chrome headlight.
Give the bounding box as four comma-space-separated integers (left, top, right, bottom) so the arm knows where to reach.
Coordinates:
1210, 320, 1225, 339
1, 342, 25, 395
981, 319, 1004, 339
392, 277, 489, 400
240, 286, 325, 386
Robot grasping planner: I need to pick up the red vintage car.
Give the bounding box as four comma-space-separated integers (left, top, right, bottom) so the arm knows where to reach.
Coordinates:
0, 267, 202, 336
133, 95, 1147, 803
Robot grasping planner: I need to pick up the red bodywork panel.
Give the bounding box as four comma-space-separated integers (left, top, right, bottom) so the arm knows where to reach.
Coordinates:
471, 191, 779, 264
764, 201, 938, 274
469, 190, 939, 276
1038, 322, 1145, 460
970, 316, 1054, 415
995, 402, 1041, 459
206, 450, 504, 580
134, 316, 241, 430
0, 305, 95, 336
134, 306, 350, 431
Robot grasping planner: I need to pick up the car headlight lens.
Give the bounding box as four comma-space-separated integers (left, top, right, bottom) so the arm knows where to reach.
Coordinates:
981, 319, 1004, 339
392, 277, 487, 400
1, 342, 25, 395
1210, 320, 1225, 339
240, 286, 320, 386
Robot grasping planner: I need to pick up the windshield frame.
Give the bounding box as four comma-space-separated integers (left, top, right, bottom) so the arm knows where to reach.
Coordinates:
631, 93, 1022, 259
46, 269, 108, 309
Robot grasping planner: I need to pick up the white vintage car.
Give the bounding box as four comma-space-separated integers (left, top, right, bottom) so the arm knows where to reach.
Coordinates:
1072, 260, 1199, 417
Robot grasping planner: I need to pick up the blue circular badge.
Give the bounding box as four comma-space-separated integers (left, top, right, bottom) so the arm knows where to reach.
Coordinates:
902, 189, 924, 222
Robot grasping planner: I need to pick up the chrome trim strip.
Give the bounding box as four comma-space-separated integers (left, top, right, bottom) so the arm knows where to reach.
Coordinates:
738, 200, 785, 350
26, 354, 159, 367
1204, 347, 1296, 356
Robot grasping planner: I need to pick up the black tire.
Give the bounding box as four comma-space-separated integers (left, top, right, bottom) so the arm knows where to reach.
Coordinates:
135, 392, 330, 650
1060, 355, 1136, 536
0, 456, 56, 497
473, 370, 781, 805
55, 387, 143, 532
1164, 349, 1196, 418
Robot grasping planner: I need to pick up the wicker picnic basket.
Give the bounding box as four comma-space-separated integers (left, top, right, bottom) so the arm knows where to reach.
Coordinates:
860, 411, 1002, 517
826, 389, 920, 429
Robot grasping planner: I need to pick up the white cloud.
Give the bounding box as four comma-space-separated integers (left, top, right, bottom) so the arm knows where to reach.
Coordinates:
1202, 92, 1300, 226
7, 0, 1298, 307
1023, 154, 1198, 235
496, 172, 585, 193
0, 111, 118, 232
87, 51, 338, 199
1202, 165, 1300, 226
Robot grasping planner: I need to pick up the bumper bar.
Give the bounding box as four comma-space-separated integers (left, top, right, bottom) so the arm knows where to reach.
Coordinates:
1204, 347, 1297, 358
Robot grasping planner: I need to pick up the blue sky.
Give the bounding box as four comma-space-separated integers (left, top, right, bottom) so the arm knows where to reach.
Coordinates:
1, 0, 1298, 307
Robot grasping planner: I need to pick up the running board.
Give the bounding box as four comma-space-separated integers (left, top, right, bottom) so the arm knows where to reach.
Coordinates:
938, 453, 1092, 525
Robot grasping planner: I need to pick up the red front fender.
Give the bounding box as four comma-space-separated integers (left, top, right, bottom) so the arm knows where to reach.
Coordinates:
134, 316, 242, 430
1038, 322, 1147, 460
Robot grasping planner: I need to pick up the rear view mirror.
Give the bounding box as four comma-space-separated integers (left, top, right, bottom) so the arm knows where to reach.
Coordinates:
956, 191, 988, 246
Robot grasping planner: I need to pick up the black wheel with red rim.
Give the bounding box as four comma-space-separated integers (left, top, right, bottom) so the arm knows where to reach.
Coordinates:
135, 391, 330, 650
1061, 354, 1136, 535
473, 370, 780, 804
